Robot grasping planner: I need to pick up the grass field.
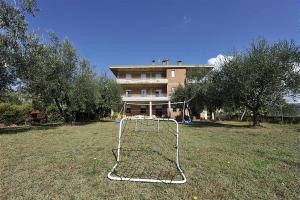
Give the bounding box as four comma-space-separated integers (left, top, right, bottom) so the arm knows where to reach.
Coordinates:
0, 121, 299, 199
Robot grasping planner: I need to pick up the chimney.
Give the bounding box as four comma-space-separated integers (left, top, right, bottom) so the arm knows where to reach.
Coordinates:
162, 59, 169, 65
177, 60, 183, 65
152, 59, 156, 65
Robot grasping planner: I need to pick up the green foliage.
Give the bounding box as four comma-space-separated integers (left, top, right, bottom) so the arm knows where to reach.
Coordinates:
171, 78, 222, 116
171, 84, 186, 103
22, 32, 78, 121
263, 101, 300, 117
0, 1, 122, 122
44, 104, 64, 123
0, 103, 31, 125
97, 73, 122, 117
0, 0, 38, 97
112, 112, 122, 119
214, 39, 300, 126
70, 59, 99, 115
186, 67, 212, 81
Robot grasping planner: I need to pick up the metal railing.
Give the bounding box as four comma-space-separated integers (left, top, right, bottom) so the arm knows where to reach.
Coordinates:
123, 93, 167, 97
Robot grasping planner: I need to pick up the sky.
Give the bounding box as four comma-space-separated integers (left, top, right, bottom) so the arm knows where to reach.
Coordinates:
26, 0, 299, 75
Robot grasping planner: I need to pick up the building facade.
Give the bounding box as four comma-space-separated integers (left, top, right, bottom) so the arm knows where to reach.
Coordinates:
110, 59, 213, 119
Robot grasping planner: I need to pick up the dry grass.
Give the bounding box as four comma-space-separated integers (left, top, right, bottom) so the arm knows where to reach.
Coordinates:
0, 121, 299, 199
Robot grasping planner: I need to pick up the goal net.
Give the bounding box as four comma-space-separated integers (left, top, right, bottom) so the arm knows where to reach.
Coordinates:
107, 116, 186, 184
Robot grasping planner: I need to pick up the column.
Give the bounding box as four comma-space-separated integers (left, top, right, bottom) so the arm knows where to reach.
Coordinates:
149, 101, 152, 117
168, 101, 171, 118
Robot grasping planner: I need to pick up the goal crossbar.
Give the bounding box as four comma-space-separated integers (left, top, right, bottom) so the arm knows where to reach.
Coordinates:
107, 116, 187, 184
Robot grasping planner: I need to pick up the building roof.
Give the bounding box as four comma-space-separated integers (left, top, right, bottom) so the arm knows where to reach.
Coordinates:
109, 64, 213, 76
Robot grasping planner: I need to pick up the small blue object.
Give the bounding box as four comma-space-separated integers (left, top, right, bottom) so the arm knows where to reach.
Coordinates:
115, 120, 121, 124
184, 118, 192, 125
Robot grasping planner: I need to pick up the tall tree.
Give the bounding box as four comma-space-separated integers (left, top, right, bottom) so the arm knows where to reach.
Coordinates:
70, 58, 99, 120
0, 0, 38, 97
97, 73, 122, 118
215, 39, 300, 126
22, 33, 77, 121
172, 67, 222, 117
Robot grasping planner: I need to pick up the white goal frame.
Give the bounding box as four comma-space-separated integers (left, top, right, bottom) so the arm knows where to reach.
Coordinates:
107, 116, 187, 184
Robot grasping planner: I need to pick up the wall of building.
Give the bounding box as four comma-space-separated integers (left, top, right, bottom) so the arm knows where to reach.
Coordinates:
115, 67, 189, 120
166, 68, 186, 96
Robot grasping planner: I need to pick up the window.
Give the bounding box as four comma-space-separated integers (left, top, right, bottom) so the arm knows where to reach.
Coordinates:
125, 105, 131, 113
141, 73, 146, 79
125, 90, 132, 97
155, 89, 162, 97
171, 70, 175, 78
125, 73, 132, 79
171, 87, 176, 93
141, 89, 147, 97
155, 73, 162, 78
140, 105, 147, 114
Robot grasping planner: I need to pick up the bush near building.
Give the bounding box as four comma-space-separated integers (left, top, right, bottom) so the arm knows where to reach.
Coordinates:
0, 103, 32, 125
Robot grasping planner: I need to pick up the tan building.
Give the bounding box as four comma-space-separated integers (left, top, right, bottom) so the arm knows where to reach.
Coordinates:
110, 59, 213, 119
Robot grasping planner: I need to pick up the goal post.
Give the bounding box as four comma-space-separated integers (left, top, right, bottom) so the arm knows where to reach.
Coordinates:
107, 116, 186, 184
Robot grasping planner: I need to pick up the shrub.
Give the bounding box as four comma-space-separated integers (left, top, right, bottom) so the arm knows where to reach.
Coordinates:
0, 103, 10, 122
44, 104, 64, 123
0, 103, 31, 125
113, 112, 122, 120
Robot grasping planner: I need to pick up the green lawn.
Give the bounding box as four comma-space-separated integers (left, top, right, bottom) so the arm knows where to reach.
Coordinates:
0, 121, 299, 199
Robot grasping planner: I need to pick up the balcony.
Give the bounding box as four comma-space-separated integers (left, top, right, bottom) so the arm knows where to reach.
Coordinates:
116, 78, 168, 84
122, 94, 170, 102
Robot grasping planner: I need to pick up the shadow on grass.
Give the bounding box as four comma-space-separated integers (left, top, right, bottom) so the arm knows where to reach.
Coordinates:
0, 123, 63, 134
188, 121, 251, 128
0, 120, 113, 134
71, 121, 101, 126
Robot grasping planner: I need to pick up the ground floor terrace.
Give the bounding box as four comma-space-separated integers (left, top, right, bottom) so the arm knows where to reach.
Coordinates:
123, 101, 182, 119
122, 101, 209, 121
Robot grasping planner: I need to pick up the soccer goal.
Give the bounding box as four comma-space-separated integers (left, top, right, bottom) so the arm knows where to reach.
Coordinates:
107, 116, 186, 184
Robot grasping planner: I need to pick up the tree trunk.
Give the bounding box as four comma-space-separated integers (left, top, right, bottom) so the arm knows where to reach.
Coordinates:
240, 108, 246, 121
252, 109, 260, 126
54, 98, 65, 120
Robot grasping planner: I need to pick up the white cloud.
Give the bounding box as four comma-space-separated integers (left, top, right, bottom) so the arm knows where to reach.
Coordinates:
183, 16, 192, 24
208, 54, 233, 71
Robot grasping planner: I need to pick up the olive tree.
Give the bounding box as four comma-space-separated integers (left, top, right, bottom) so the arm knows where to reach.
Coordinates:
216, 39, 300, 126
0, 0, 38, 97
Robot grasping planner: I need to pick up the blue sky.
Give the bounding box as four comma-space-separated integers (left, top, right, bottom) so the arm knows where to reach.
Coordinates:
27, 0, 299, 75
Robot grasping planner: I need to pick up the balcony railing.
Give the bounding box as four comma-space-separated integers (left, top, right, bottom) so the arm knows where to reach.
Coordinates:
124, 93, 167, 97
122, 94, 170, 102
116, 78, 168, 84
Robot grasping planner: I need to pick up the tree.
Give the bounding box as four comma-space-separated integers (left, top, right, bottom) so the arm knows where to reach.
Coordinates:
215, 39, 300, 126
172, 68, 222, 118
22, 33, 77, 121
0, 0, 38, 97
70, 59, 99, 120
97, 73, 122, 118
